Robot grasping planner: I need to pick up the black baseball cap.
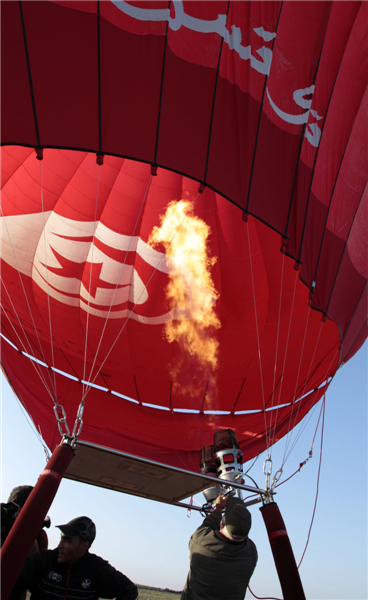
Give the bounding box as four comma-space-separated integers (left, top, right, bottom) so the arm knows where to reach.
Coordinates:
56, 516, 96, 544
224, 497, 252, 539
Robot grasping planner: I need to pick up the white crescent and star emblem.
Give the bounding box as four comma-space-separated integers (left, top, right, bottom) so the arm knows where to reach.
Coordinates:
0, 211, 216, 324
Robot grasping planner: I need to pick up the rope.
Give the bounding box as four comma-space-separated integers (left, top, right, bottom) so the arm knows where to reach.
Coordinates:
187, 496, 193, 518
248, 586, 281, 600
297, 393, 326, 568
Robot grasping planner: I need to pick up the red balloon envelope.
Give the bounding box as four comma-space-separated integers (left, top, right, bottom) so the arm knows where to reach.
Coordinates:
1, 1, 367, 472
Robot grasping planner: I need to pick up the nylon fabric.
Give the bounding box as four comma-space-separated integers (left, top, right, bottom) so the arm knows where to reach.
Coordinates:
0, 1, 367, 471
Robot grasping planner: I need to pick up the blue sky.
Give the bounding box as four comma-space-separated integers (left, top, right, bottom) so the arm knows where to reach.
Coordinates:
1, 341, 367, 599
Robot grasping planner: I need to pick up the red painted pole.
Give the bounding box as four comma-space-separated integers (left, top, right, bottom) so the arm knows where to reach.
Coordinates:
260, 502, 306, 600
1, 442, 74, 600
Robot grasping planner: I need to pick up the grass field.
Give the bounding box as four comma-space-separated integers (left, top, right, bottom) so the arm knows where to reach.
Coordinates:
137, 585, 181, 599
27, 585, 181, 599
27, 587, 181, 600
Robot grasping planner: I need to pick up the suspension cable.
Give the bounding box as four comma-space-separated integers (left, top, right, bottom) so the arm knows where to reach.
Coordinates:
281, 305, 314, 466
82, 163, 101, 398
82, 191, 201, 401
282, 316, 325, 466
38, 159, 72, 438
245, 222, 269, 454
264, 345, 338, 500
246, 394, 326, 600
267, 249, 286, 451
282, 346, 338, 468
83, 172, 153, 396
4, 371, 51, 456
39, 159, 58, 401
63, 165, 153, 441
297, 393, 326, 568
271, 397, 325, 490
268, 267, 300, 451
1, 294, 55, 401
0, 207, 57, 398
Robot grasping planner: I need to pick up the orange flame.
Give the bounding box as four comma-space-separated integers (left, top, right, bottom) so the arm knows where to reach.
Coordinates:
148, 200, 220, 403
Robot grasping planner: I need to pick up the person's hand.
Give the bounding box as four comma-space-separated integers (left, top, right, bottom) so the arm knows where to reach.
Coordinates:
214, 493, 226, 512
28, 539, 39, 558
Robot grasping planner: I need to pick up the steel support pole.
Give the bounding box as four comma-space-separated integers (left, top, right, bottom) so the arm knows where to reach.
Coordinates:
260, 502, 306, 600
1, 442, 74, 600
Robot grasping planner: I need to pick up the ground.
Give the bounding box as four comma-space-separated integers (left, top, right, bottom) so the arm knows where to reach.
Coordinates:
137, 586, 181, 600
27, 587, 181, 599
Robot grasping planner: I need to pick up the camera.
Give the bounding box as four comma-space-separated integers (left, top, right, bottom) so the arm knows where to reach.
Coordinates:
0, 501, 51, 547
1, 501, 20, 546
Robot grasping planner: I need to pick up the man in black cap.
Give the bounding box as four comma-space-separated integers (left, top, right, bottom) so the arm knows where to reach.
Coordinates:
181, 494, 258, 600
10, 516, 138, 600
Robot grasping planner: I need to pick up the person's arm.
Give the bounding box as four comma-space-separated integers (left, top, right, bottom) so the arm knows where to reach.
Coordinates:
98, 561, 138, 600
36, 529, 48, 553
196, 493, 227, 533
213, 493, 226, 512
28, 539, 39, 558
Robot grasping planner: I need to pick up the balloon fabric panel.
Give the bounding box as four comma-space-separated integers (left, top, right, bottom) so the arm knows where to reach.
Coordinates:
1, 147, 341, 467
1, 1, 366, 470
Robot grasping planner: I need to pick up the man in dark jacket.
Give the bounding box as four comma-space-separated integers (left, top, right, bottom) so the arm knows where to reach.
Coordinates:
10, 516, 138, 600
181, 494, 257, 600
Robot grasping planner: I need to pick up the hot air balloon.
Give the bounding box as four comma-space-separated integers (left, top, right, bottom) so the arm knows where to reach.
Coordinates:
1, 2, 367, 599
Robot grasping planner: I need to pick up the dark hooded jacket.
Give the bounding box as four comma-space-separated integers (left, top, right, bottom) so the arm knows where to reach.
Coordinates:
181, 509, 258, 600
10, 548, 137, 600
